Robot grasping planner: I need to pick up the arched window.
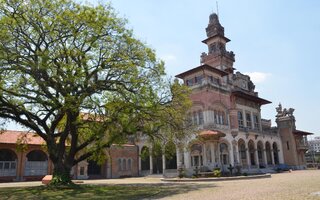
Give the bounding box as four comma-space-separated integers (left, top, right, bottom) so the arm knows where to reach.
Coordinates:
238, 139, 247, 167
141, 146, 150, 170
214, 110, 227, 125
257, 141, 264, 167
220, 143, 229, 165
266, 142, 272, 165
127, 159, 131, 170
122, 158, 126, 171
193, 111, 198, 125
198, 111, 204, 125
248, 140, 256, 166
118, 158, 122, 171
26, 150, 47, 161
191, 144, 202, 167
25, 150, 48, 176
238, 111, 244, 128
0, 149, 17, 177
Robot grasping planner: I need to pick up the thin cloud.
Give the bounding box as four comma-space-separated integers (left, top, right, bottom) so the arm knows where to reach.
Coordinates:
244, 72, 272, 83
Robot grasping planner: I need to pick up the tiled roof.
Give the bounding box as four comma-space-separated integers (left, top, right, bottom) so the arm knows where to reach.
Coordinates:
0, 130, 45, 145
293, 130, 314, 136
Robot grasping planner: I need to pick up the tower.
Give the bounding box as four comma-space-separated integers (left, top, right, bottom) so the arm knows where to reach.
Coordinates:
275, 104, 311, 169
200, 13, 235, 74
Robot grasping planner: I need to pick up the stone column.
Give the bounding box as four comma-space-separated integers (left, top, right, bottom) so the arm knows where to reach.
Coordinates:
245, 142, 250, 169
184, 148, 191, 169
234, 143, 239, 165
203, 143, 207, 166
149, 148, 153, 175
271, 149, 275, 165
229, 144, 234, 166
254, 148, 260, 168
263, 149, 268, 167
162, 153, 166, 175
176, 147, 181, 169
138, 146, 142, 174
217, 143, 221, 165
210, 143, 215, 166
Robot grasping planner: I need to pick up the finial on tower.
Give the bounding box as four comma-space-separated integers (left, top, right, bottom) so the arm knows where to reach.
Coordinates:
216, 1, 219, 18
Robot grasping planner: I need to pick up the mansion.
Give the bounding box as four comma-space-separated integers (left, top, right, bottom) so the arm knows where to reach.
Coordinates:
0, 13, 314, 181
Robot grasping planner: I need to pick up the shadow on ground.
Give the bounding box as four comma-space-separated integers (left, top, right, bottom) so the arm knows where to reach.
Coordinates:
0, 182, 216, 200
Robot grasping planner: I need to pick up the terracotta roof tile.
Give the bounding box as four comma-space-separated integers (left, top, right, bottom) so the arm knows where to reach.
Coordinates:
0, 130, 45, 145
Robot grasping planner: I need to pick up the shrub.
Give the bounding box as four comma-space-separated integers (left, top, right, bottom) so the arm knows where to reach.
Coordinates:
213, 169, 221, 177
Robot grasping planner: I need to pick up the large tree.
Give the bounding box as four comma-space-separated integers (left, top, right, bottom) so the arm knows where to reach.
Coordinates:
0, 0, 191, 185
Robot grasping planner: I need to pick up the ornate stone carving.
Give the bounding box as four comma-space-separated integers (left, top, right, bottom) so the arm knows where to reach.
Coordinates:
276, 103, 295, 118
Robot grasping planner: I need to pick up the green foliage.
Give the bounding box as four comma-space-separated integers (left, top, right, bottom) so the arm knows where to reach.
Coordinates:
140, 146, 150, 161
213, 169, 221, 177
0, 0, 192, 186
178, 167, 185, 178
164, 141, 176, 160
50, 171, 74, 187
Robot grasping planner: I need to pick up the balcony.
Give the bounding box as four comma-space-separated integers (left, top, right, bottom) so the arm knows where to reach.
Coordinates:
297, 140, 309, 151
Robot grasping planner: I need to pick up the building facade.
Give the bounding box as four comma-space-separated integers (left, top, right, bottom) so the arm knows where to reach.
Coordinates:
0, 13, 314, 182
134, 13, 313, 177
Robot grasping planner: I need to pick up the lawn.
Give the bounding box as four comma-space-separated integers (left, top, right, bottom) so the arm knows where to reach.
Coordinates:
0, 184, 163, 200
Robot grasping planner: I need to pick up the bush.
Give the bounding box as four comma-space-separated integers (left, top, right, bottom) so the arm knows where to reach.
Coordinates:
213, 169, 221, 177
178, 168, 185, 178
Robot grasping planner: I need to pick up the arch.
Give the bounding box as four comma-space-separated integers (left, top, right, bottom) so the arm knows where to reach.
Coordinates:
265, 142, 272, 165
152, 142, 163, 174
238, 139, 247, 167
24, 150, 48, 176
140, 146, 150, 171
88, 160, 102, 176
0, 149, 17, 161
273, 142, 279, 165
248, 140, 256, 166
219, 143, 229, 166
165, 141, 177, 170
257, 141, 265, 167
0, 149, 17, 177
190, 143, 203, 167
26, 150, 47, 161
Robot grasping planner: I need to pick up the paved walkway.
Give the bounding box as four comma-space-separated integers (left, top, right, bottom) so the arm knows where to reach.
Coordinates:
0, 170, 320, 199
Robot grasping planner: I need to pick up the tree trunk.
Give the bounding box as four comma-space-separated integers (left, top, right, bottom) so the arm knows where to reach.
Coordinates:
49, 162, 73, 186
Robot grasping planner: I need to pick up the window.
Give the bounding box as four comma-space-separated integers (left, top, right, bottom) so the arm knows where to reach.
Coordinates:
246, 113, 252, 129
286, 141, 290, 150
214, 110, 226, 125
209, 76, 220, 85
253, 115, 260, 130
194, 75, 203, 85
193, 111, 198, 125
127, 159, 131, 170
238, 111, 244, 128
118, 159, 122, 171
80, 167, 85, 175
198, 111, 204, 125
186, 79, 193, 86
122, 158, 126, 171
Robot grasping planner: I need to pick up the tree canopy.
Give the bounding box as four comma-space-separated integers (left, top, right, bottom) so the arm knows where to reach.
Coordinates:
0, 0, 191, 185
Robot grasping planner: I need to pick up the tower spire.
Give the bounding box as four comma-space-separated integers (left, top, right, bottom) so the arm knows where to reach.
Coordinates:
216, 1, 219, 18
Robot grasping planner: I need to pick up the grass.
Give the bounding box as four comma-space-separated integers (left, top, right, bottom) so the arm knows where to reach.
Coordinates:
0, 184, 163, 200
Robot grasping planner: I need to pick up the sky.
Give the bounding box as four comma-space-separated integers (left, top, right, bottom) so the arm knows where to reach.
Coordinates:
4, 0, 320, 137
